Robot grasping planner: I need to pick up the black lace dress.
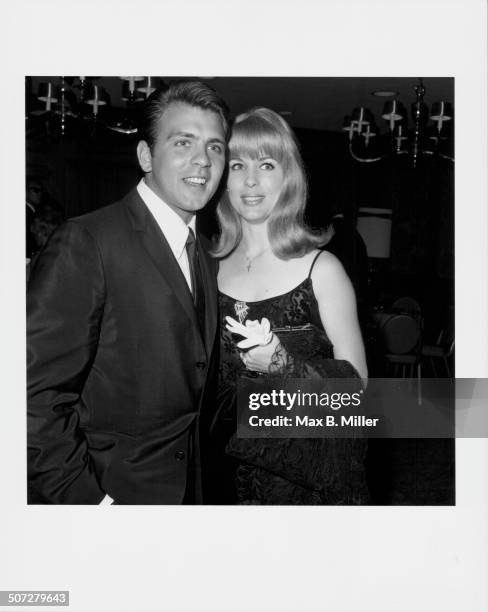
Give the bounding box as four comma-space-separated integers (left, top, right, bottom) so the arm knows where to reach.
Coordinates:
213, 258, 369, 505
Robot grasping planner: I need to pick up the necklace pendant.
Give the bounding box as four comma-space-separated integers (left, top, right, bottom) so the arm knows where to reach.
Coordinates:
234, 301, 249, 324
244, 247, 269, 273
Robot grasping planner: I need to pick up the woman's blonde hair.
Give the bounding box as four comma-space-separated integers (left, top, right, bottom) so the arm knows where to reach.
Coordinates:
212, 107, 328, 259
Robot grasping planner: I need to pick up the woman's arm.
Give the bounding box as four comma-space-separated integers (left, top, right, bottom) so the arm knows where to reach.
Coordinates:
311, 251, 368, 380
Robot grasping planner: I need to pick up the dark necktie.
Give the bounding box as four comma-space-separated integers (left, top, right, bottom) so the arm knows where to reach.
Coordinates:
185, 227, 206, 336
184, 228, 205, 504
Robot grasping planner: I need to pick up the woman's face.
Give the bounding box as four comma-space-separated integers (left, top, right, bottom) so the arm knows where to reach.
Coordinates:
226, 153, 284, 224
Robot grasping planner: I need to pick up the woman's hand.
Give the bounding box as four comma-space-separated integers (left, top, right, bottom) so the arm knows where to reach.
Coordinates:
240, 333, 287, 373
225, 316, 273, 348
225, 315, 288, 372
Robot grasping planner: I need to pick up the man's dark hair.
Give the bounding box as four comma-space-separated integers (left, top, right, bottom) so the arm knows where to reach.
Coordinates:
139, 80, 230, 151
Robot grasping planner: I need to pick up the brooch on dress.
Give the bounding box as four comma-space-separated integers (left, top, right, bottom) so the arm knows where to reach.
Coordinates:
234, 301, 249, 324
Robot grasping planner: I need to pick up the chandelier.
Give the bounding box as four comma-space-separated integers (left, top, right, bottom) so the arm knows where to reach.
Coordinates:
27, 76, 161, 137
343, 80, 454, 167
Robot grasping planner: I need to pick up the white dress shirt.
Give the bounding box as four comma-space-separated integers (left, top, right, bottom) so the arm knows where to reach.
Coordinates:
137, 178, 196, 291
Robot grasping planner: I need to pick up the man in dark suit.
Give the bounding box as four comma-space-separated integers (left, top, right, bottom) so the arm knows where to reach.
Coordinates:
27, 81, 229, 504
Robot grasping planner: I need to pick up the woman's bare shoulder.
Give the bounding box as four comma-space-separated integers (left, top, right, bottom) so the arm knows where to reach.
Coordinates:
310, 250, 354, 297
311, 250, 345, 276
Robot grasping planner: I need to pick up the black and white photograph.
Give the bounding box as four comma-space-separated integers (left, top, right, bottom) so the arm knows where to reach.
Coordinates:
25, 75, 455, 507
1, 1, 487, 611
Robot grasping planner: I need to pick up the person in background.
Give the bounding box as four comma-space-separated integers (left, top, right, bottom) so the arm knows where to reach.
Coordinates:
322, 209, 369, 327
26, 178, 43, 259
26, 196, 65, 282
30, 198, 65, 254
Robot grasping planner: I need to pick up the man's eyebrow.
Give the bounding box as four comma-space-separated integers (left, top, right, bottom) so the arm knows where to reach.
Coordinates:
167, 131, 196, 139
208, 136, 226, 143
167, 131, 225, 145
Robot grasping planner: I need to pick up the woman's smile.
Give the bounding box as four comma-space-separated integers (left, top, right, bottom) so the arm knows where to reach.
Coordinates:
241, 195, 265, 205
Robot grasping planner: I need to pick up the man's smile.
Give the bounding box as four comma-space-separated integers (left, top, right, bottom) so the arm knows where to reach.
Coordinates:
183, 176, 208, 186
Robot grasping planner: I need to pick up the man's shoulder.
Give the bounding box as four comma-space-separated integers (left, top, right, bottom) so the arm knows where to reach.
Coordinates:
67, 189, 141, 239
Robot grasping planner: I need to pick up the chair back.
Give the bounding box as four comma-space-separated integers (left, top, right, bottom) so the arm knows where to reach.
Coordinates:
376, 313, 422, 355
392, 297, 422, 318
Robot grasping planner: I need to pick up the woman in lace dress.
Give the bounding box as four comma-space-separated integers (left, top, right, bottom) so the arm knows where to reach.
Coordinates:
210, 107, 369, 505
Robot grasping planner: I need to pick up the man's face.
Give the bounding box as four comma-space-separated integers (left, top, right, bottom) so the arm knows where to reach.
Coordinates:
138, 103, 226, 223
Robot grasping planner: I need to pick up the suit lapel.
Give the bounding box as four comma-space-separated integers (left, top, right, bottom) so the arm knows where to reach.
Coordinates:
124, 190, 218, 356
124, 190, 199, 334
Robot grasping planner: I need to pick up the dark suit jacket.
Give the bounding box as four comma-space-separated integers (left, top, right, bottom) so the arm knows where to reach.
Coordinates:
27, 188, 218, 504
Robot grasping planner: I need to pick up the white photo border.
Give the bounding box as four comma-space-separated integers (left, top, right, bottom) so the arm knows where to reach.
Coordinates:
1, 1, 487, 611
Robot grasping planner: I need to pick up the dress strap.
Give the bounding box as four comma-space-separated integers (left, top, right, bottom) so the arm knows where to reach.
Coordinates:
308, 250, 325, 279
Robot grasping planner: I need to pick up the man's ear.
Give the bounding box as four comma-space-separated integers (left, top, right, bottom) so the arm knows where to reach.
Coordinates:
137, 141, 153, 173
